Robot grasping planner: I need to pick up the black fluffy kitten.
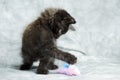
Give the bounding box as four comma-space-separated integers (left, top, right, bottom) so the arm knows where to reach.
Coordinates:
20, 8, 77, 74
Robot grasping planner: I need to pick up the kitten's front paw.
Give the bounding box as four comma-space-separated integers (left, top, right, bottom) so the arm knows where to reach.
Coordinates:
36, 68, 48, 74
66, 54, 77, 64
47, 64, 58, 70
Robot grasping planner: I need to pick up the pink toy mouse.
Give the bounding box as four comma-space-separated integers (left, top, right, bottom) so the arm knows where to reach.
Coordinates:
58, 63, 80, 76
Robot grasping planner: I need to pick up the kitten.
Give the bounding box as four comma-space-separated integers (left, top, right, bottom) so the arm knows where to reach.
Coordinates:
20, 8, 77, 74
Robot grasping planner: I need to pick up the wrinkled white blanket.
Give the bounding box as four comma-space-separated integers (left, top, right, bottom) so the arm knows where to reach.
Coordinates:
0, 0, 120, 80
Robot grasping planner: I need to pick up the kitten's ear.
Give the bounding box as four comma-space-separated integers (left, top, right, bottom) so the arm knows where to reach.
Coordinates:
69, 25, 76, 31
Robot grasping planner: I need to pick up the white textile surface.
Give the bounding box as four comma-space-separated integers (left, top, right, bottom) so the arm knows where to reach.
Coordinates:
0, 0, 120, 80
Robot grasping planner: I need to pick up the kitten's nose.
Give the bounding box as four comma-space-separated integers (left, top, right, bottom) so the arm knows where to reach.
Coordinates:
73, 20, 76, 24
71, 18, 76, 24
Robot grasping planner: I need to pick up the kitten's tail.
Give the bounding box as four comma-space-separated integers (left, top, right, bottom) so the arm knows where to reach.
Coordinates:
58, 46, 86, 55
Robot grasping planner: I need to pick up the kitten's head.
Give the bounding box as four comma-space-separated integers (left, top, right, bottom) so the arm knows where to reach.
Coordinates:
49, 9, 76, 38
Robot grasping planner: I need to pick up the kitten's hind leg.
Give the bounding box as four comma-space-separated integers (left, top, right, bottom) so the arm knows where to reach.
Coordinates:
20, 54, 33, 70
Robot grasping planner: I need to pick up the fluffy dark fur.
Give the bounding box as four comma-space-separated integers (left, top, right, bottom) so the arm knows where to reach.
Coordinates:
20, 8, 77, 74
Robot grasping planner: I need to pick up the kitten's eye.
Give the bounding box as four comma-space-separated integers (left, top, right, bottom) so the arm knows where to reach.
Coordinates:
59, 29, 62, 35
63, 17, 68, 20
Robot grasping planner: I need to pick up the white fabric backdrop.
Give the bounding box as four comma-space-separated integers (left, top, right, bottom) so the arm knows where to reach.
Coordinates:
0, 0, 120, 80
